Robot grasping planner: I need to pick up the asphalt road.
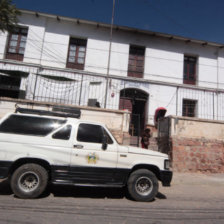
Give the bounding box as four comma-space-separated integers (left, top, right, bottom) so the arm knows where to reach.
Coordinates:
0, 173, 224, 224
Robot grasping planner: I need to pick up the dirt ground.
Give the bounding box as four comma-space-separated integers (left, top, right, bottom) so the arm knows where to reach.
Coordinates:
0, 172, 224, 224
163, 172, 224, 198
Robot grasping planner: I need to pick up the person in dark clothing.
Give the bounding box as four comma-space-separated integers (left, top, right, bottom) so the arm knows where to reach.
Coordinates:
95, 101, 100, 107
141, 128, 151, 149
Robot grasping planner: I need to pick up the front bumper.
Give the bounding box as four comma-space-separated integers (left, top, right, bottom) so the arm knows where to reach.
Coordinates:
160, 170, 173, 186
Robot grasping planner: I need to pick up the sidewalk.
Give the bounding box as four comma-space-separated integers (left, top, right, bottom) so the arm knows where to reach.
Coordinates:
171, 172, 224, 185
160, 172, 224, 201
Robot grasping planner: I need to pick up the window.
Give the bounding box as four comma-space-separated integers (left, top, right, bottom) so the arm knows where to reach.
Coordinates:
102, 128, 113, 144
66, 38, 87, 70
52, 125, 72, 140
88, 99, 97, 107
182, 99, 197, 117
6, 27, 28, 61
77, 123, 113, 144
184, 56, 197, 85
128, 45, 145, 78
0, 115, 66, 136
88, 99, 101, 107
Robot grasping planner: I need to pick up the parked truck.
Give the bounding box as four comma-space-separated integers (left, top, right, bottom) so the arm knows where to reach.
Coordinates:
0, 107, 172, 201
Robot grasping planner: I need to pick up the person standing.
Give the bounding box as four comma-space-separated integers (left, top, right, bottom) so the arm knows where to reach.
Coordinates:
141, 128, 151, 149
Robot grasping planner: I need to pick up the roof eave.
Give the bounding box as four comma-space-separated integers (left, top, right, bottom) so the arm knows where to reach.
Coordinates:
19, 9, 224, 48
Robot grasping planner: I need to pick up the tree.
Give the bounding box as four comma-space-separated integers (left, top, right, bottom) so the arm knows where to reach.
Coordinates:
0, 0, 20, 32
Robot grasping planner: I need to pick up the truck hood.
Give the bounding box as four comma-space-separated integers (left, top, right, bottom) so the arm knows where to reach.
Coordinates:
126, 146, 168, 158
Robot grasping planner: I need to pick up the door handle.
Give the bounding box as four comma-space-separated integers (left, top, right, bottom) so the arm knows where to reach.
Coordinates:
73, 144, 83, 149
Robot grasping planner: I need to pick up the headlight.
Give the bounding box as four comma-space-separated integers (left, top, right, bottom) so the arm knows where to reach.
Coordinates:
164, 159, 170, 170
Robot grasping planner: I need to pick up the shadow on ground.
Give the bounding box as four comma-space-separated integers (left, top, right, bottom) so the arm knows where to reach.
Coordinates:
0, 181, 166, 200
0, 180, 12, 195
50, 185, 126, 199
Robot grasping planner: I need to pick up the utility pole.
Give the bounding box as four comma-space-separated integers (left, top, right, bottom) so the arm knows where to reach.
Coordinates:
104, 0, 116, 108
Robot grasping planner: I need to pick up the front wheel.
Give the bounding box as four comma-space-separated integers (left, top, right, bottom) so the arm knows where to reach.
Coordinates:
127, 169, 158, 202
10, 163, 48, 199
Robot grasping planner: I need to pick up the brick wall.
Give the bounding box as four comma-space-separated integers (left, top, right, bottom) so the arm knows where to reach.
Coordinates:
158, 116, 224, 173
172, 137, 224, 173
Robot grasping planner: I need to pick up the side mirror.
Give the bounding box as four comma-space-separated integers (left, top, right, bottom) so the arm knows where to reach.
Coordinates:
102, 135, 108, 150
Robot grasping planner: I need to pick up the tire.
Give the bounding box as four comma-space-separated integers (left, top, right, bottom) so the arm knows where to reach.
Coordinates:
127, 169, 158, 202
10, 163, 48, 199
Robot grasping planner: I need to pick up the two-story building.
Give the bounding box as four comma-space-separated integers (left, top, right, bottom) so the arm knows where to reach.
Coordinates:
0, 9, 224, 135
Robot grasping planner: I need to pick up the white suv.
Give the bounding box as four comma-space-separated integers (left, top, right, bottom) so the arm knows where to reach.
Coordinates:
0, 108, 172, 202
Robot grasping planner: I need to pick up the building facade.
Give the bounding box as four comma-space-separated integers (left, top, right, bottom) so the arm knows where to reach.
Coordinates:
0, 10, 224, 134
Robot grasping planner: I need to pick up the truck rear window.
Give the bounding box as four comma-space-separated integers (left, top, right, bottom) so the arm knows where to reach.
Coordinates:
0, 115, 66, 136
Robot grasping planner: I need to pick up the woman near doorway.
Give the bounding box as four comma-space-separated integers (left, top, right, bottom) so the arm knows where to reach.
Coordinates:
141, 128, 151, 149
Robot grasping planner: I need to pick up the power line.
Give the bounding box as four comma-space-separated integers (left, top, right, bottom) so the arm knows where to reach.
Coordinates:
1, 55, 224, 88
1, 30, 224, 87
1, 31, 224, 69
1, 31, 224, 70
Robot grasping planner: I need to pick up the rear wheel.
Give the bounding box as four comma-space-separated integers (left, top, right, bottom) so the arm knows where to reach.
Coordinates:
10, 163, 48, 199
127, 169, 158, 202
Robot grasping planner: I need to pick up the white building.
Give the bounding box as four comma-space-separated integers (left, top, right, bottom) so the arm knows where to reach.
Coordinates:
0, 10, 224, 134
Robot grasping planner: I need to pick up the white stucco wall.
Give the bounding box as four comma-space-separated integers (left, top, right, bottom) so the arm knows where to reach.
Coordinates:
85, 38, 109, 74
0, 31, 7, 60
218, 49, 224, 89
0, 12, 223, 90
0, 11, 224, 126
148, 85, 177, 123
18, 14, 46, 65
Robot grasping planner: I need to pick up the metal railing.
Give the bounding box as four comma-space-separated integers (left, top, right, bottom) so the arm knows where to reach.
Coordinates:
1, 64, 224, 122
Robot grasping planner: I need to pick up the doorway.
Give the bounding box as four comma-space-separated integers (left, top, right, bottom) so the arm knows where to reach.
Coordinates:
119, 88, 148, 137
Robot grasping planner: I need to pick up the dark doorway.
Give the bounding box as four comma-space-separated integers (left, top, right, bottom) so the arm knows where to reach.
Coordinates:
0, 70, 28, 99
119, 88, 148, 137
0, 74, 21, 98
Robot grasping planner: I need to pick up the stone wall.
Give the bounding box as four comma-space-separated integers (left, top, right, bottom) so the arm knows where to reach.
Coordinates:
158, 116, 224, 173
172, 137, 224, 173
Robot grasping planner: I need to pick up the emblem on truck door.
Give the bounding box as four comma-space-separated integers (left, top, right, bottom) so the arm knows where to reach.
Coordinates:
86, 153, 99, 164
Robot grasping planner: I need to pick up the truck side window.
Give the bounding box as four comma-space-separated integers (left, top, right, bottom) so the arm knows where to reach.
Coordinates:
52, 125, 72, 140
0, 115, 66, 136
77, 123, 104, 143
102, 128, 113, 144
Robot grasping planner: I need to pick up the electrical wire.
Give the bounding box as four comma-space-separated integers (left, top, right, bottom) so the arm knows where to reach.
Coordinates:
1, 28, 224, 89
1, 31, 224, 69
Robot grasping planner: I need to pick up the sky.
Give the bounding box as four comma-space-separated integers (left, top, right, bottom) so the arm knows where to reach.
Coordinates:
13, 0, 224, 44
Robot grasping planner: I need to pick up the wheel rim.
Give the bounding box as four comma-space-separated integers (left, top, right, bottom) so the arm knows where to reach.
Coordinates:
135, 176, 153, 196
18, 171, 40, 193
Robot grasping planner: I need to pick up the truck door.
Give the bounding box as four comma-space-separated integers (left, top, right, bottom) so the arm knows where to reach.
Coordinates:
70, 123, 118, 185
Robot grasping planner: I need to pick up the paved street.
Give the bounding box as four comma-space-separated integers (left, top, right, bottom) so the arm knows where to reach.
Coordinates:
0, 173, 224, 224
